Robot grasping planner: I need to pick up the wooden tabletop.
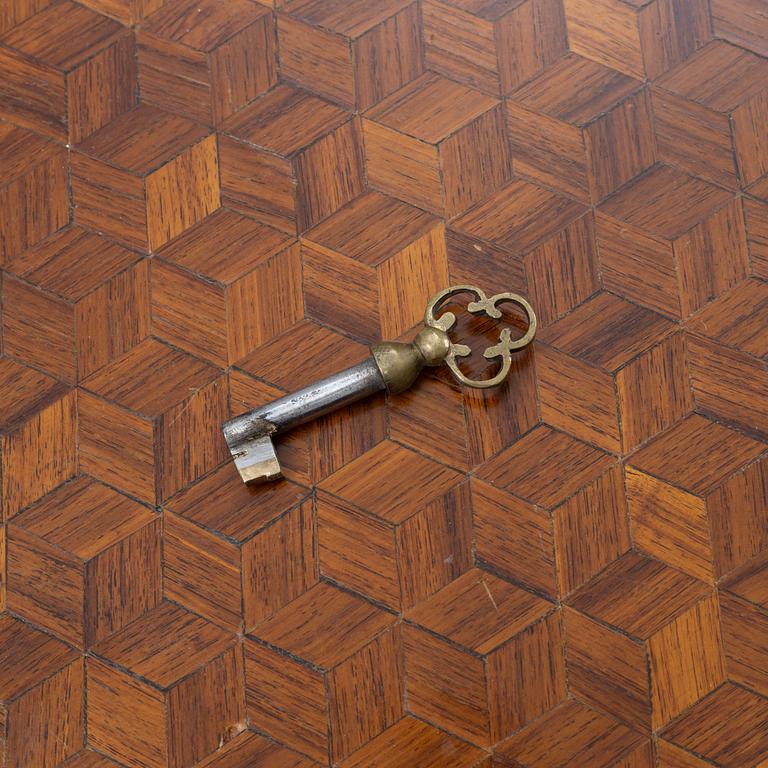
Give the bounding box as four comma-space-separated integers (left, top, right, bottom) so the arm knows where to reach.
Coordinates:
1, 0, 767, 766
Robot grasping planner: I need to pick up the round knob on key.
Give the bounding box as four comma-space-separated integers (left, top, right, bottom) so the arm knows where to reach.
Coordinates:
222, 285, 537, 484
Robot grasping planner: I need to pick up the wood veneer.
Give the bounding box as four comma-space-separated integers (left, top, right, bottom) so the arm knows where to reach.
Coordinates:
1, 1, 767, 765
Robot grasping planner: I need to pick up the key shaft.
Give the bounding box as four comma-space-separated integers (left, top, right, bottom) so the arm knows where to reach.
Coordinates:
223, 357, 385, 448
223, 285, 537, 485
222, 327, 452, 484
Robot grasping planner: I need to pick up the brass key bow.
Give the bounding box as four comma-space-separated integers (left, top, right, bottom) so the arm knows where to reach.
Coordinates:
223, 285, 537, 484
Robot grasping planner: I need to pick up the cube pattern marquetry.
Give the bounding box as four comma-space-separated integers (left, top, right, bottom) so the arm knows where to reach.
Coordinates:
1, 1, 767, 766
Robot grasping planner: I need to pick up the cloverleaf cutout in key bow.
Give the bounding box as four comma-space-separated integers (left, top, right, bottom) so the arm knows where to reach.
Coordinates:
424, 285, 537, 389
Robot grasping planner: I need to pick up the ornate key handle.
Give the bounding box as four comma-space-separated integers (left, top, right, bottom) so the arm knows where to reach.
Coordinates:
369, 284, 536, 395
423, 285, 537, 389
223, 284, 537, 484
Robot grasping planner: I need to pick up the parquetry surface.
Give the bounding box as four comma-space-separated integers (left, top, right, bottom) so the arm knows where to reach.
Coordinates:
1, 0, 767, 766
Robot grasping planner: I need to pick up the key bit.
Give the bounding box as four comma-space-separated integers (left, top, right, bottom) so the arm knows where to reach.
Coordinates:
222, 285, 537, 484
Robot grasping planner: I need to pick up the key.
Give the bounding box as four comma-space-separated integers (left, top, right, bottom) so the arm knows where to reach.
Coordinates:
222, 284, 537, 484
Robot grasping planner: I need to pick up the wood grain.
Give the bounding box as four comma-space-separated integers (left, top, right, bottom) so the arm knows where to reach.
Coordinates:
722, 549, 768, 610
0, 0, 54, 35
524, 213, 599, 326
339, 715, 487, 768
422, 0, 500, 94
89, 602, 244, 768
423, 0, 567, 96
566, 552, 725, 730
246, 582, 402, 762
629, 411, 763, 491
0, 359, 77, 519
471, 478, 557, 597
4, 227, 148, 382
73, 105, 220, 251
661, 683, 768, 767
318, 441, 471, 610
462, 345, 539, 469
59, 751, 126, 768
0, 1, 136, 142
507, 54, 656, 202
0, 614, 83, 768
625, 466, 713, 582
243, 640, 328, 762
404, 568, 566, 746
278, 0, 423, 110
536, 344, 612, 452
390, 373, 469, 468
138, 0, 277, 126
627, 416, 768, 580
553, 462, 630, 595
195, 730, 321, 767
655, 41, 768, 190
566, 0, 710, 80
364, 72, 511, 217
8, 475, 161, 647
687, 278, 768, 358
152, 210, 295, 366
221, 84, 364, 233
303, 192, 448, 342
0, 124, 68, 263
656, 741, 711, 768
538, 291, 685, 447
712, 0, 768, 57
495, 698, 650, 768
451, 176, 585, 253
77, 0, 163, 24
163, 462, 312, 631
652, 87, 736, 188
0, 524, 5, 613
686, 333, 768, 441
79, 339, 228, 503
2, 2, 768, 766
477, 424, 613, 507
720, 591, 768, 698
597, 165, 748, 319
